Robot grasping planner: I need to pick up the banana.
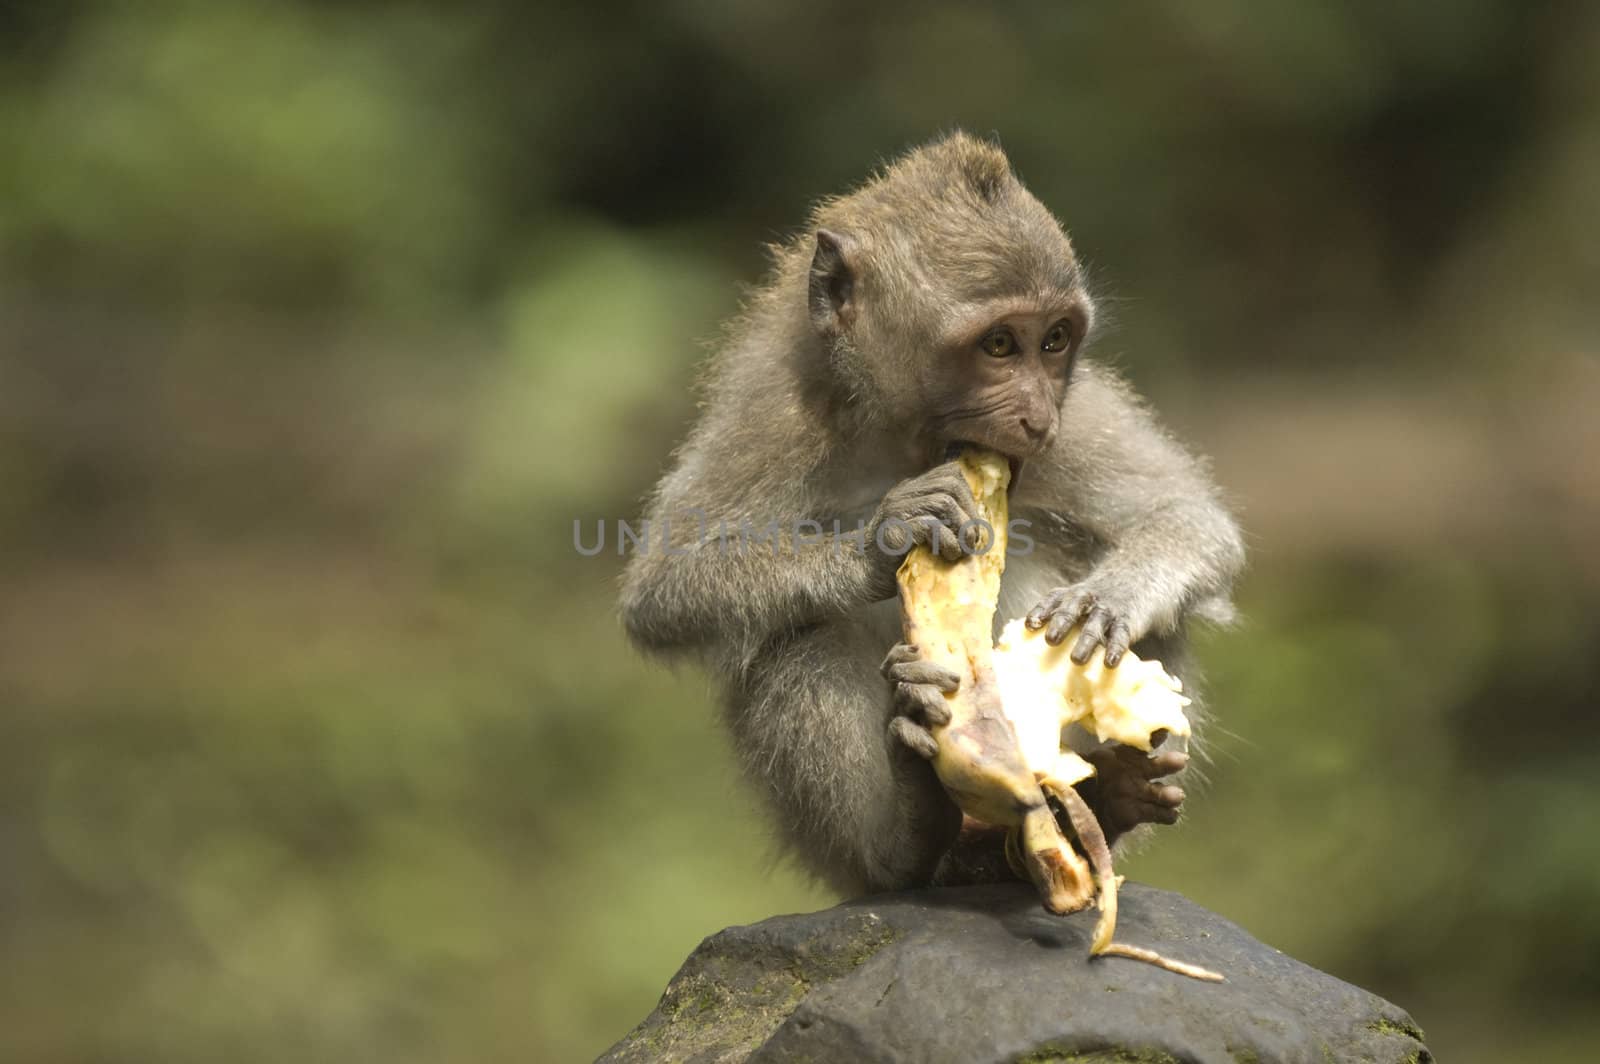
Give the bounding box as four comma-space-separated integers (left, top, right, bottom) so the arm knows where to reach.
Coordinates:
896, 448, 1222, 981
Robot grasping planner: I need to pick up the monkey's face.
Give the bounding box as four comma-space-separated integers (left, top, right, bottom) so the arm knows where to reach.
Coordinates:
919, 295, 1090, 471
804, 144, 1095, 475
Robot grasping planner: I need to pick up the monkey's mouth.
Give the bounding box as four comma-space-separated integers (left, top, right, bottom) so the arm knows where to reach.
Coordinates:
943, 441, 1025, 490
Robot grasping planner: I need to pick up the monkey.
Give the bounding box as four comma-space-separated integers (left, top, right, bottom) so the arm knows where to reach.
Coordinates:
619, 132, 1244, 898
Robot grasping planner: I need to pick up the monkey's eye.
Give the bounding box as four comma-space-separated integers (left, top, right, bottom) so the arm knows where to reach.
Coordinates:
980, 330, 1019, 358
1042, 321, 1073, 353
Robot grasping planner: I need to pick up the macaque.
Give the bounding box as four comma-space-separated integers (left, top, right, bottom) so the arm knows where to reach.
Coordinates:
619, 133, 1244, 896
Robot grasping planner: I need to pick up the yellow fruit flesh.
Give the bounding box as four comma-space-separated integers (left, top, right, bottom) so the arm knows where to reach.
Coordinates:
897, 452, 1096, 912
896, 449, 1222, 980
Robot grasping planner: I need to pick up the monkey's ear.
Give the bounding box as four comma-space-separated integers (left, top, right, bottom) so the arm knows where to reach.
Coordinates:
808, 228, 857, 334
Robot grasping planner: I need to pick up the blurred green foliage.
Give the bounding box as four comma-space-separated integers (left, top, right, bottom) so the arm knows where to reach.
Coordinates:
1, 2, 1598, 1061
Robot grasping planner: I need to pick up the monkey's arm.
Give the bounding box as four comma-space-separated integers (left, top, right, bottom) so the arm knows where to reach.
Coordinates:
1024, 364, 1245, 663
620, 442, 982, 662
619, 493, 880, 662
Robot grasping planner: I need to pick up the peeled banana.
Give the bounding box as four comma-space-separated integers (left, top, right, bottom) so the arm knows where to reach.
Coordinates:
896, 448, 1221, 981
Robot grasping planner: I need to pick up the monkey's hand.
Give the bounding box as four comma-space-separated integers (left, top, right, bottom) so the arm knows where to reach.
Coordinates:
880, 641, 958, 760
866, 462, 985, 599
1025, 582, 1139, 667
1076, 737, 1188, 845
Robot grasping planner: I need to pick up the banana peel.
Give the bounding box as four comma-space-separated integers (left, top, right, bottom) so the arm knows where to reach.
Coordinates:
896, 449, 1222, 981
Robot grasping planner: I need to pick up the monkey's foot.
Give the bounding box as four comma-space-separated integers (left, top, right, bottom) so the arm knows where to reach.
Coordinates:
1079, 744, 1188, 845
881, 641, 959, 761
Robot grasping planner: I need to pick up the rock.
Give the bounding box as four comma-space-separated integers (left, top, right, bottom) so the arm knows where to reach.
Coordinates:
599, 882, 1431, 1064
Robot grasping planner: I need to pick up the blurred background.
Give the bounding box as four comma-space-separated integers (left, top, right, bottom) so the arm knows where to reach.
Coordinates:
1, 1, 1597, 1061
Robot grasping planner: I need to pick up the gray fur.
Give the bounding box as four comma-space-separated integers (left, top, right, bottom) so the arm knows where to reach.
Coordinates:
619, 132, 1244, 896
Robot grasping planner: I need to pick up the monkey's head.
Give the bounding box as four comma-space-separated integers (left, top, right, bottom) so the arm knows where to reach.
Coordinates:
805, 132, 1095, 473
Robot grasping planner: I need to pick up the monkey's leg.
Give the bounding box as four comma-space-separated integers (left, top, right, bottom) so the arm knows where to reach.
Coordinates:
731, 624, 962, 895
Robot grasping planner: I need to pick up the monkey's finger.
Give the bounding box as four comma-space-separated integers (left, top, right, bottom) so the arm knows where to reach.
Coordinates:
890, 716, 940, 760
1070, 607, 1113, 664
1043, 609, 1076, 646
929, 520, 965, 563
930, 461, 982, 517
1102, 619, 1132, 667
1145, 750, 1189, 778
1025, 587, 1066, 629
1129, 788, 1184, 826
1106, 792, 1182, 829
916, 494, 976, 553
1042, 589, 1095, 643
879, 642, 920, 677
901, 510, 957, 560
886, 659, 961, 692
959, 518, 992, 554
895, 682, 953, 726
1106, 747, 1188, 781
1142, 801, 1182, 826
1113, 739, 1190, 771
908, 487, 964, 521
877, 519, 912, 554
1152, 784, 1185, 808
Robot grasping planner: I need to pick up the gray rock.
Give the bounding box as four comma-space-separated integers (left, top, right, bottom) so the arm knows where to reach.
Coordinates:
599, 882, 1430, 1064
